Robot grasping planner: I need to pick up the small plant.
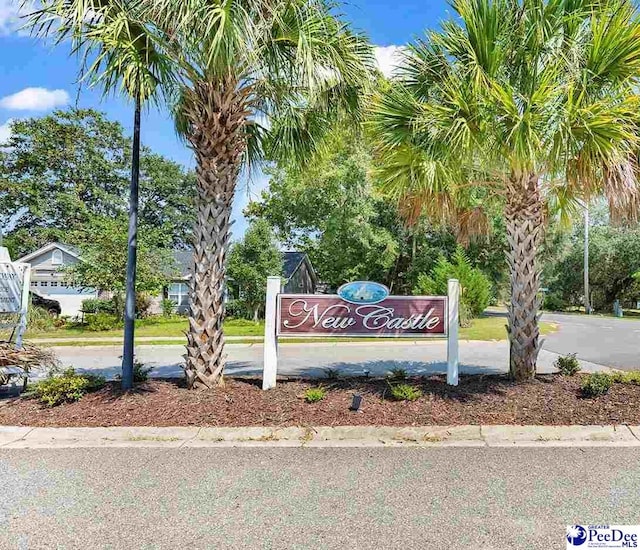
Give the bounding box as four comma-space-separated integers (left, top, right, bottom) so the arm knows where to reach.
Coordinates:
85, 313, 121, 331
304, 387, 326, 403
389, 383, 422, 401
555, 353, 581, 376
581, 372, 613, 398
386, 367, 408, 381
543, 292, 566, 312
117, 360, 153, 383
82, 298, 116, 314
161, 298, 175, 318
31, 368, 106, 407
611, 371, 640, 385
323, 368, 340, 380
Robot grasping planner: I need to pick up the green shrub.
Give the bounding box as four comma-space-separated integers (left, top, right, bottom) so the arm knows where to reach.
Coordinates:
27, 305, 56, 332
611, 371, 640, 385
581, 372, 613, 397
31, 368, 106, 407
82, 298, 115, 314
116, 360, 153, 383
225, 299, 250, 319
135, 293, 153, 318
304, 387, 327, 403
85, 313, 121, 331
554, 353, 581, 376
543, 292, 566, 312
413, 247, 491, 319
161, 299, 175, 317
386, 367, 408, 381
389, 383, 422, 401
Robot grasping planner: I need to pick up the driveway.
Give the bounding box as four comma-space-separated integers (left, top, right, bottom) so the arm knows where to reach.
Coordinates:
541, 312, 640, 371
2, 447, 639, 549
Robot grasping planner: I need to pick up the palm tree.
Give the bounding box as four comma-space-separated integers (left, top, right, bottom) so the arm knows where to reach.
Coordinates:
138, 0, 373, 388
370, 0, 640, 380
27, 0, 171, 389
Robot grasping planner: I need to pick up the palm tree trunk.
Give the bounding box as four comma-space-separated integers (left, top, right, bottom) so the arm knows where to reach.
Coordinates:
505, 173, 544, 381
121, 92, 141, 390
183, 82, 248, 389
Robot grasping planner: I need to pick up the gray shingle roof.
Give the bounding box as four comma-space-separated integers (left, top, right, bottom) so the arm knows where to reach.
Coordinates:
171, 249, 312, 281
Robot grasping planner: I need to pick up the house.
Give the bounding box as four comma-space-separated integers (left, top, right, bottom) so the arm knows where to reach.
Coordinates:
282, 251, 318, 294
17, 243, 319, 316
16, 242, 98, 317
168, 250, 319, 313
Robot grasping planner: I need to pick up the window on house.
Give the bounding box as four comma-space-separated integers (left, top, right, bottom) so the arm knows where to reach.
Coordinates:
31, 281, 37, 287
51, 249, 63, 265
51, 281, 58, 287
40, 281, 48, 287
168, 282, 189, 307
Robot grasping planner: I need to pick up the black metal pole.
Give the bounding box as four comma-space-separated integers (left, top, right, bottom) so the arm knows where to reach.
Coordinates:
121, 93, 141, 390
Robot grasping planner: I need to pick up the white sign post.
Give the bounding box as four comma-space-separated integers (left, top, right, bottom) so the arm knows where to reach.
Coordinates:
262, 277, 460, 389
0, 254, 31, 349
446, 278, 460, 386
262, 276, 281, 390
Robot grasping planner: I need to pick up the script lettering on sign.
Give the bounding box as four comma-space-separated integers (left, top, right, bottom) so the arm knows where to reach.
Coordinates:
277, 295, 447, 337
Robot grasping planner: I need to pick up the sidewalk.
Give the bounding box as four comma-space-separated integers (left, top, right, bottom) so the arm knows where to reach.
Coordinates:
1, 424, 638, 448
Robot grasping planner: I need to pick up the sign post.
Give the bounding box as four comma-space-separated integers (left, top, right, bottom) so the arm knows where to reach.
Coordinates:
447, 279, 460, 386
263, 278, 460, 389
262, 276, 281, 390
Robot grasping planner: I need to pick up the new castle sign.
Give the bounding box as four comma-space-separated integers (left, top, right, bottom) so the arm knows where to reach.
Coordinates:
262, 278, 460, 389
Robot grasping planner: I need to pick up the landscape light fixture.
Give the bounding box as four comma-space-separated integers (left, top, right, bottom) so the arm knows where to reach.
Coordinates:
350, 393, 363, 412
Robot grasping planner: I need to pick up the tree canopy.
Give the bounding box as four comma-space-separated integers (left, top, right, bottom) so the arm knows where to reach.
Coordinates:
0, 109, 195, 258
227, 220, 283, 321
247, 127, 506, 294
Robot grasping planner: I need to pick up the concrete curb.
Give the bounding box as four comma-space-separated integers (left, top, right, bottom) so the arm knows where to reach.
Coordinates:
1, 424, 639, 449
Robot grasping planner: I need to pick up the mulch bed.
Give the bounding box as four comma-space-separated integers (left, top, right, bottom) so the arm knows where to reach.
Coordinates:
1, 374, 639, 427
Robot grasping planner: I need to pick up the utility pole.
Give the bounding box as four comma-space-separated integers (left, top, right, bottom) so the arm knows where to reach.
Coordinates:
121, 91, 141, 390
583, 202, 591, 315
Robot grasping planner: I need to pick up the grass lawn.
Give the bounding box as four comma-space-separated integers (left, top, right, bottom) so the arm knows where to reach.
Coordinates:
26, 317, 264, 340
26, 314, 556, 345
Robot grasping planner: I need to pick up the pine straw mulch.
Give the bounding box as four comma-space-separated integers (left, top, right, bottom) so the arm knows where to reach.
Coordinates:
1, 373, 640, 427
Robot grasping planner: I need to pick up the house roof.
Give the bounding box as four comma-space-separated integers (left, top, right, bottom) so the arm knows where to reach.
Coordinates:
172, 250, 316, 282
17, 242, 81, 264
172, 249, 193, 278
283, 251, 318, 284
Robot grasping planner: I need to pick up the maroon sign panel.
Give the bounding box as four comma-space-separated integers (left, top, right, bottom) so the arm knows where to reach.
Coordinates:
277, 295, 447, 337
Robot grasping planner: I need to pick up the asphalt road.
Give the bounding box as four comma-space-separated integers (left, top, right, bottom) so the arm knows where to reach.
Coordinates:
1, 447, 639, 549
541, 312, 640, 370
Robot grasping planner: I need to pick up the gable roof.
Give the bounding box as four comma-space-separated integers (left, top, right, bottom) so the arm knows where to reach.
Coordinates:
172, 249, 193, 278
172, 250, 317, 282
283, 251, 317, 284
17, 242, 82, 264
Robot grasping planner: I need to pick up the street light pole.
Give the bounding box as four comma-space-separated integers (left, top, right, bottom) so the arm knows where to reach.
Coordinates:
121, 92, 141, 390
584, 202, 591, 315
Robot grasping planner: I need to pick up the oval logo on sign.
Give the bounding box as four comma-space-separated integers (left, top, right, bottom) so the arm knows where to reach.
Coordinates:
337, 281, 390, 305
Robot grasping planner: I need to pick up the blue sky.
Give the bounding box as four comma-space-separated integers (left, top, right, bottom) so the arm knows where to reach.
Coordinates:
0, 0, 451, 236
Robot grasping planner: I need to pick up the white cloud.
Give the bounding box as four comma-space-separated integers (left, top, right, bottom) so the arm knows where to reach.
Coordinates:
0, 119, 12, 145
374, 45, 405, 78
0, 0, 34, 36
0, 88, 70, 111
